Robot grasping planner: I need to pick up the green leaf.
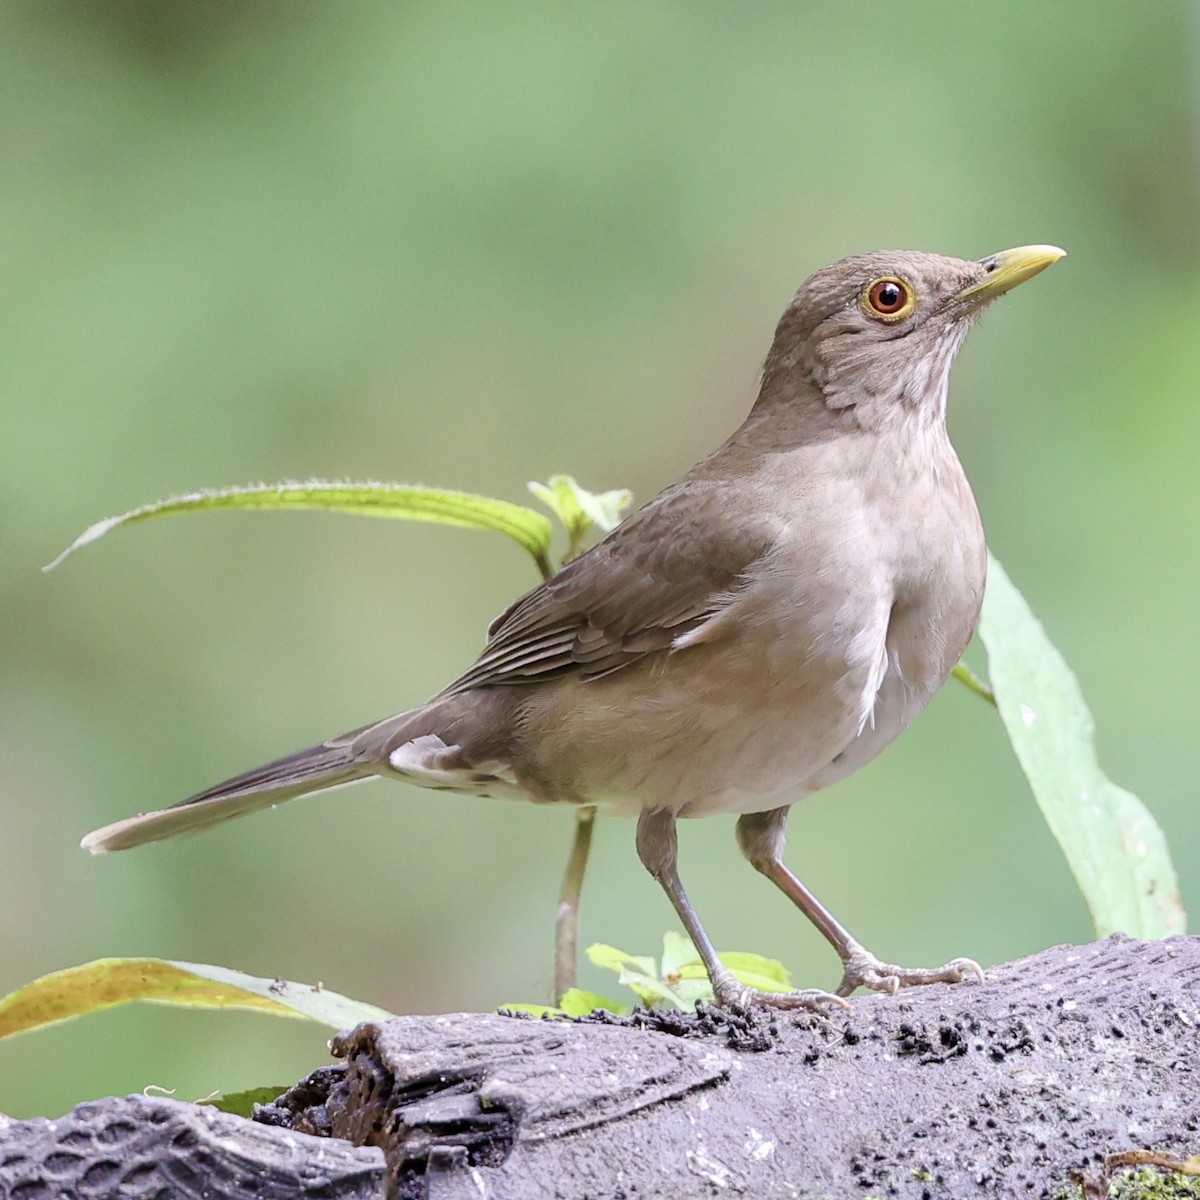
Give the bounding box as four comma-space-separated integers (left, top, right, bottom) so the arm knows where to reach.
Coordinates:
715, 952, 794, 990
617, 971, 683, 1008
980, 554, 1186, 939
170, 961, 395, 1029
723, 968, 793, 995
526, 478, 583, 535
658, 931, 698, 977
585, 938, 798, 1010
501, 990, 632, 1018
45, 481, 554, 576
528, 474, 633, 559
0, 958, 393, 1039
673, 957, 795, 997
567, 479, 633, 534
656, 936, 792, 988
585, 943, 657, 978
557, 988, 629, 1017
199, 1086, 290, 1118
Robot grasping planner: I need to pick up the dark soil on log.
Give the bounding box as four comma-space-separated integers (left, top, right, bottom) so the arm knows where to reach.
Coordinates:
3, 936, 1198, 1199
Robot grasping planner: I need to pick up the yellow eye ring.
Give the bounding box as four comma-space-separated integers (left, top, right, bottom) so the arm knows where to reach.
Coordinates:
861, 276, 916, 322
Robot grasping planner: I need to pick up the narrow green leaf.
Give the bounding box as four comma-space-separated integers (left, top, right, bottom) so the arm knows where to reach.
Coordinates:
45, 481, 554, 575
200, 1086, 290, 1118
172, 961, 394, 1029
0, 958, 393, 1039
980, 554, 1186, 939
0, 959, 293, 1037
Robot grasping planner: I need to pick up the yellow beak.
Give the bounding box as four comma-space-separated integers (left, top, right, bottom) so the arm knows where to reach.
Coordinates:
959, 244, 1066, 302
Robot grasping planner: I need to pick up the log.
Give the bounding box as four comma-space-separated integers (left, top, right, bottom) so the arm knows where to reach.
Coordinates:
2, 936, 1198, 1199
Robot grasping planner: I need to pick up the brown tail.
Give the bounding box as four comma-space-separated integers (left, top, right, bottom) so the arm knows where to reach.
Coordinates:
81, 734, 373, 854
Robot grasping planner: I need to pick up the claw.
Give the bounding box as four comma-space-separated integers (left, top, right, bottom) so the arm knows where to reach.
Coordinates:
944, 956, 986, 985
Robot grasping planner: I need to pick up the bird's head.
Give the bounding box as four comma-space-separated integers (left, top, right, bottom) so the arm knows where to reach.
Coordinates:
761, 246, 1065, 431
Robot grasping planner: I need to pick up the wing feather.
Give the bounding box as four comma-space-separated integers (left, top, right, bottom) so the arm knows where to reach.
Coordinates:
444, 480, 781, 694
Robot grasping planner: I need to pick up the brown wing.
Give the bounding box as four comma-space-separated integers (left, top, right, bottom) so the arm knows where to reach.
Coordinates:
442, 478, 781, 694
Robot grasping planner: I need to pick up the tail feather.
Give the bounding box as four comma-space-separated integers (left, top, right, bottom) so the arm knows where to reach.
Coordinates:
81, 736, 372, 854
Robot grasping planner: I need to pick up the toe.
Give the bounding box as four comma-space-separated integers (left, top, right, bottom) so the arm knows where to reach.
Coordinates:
713, 981, 850, 1013
767, 987, 852, 1013
838, 949, 985, 996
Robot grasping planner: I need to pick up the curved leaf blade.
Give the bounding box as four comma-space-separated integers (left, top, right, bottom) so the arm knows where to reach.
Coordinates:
0, 958, 392, 1040
980, 554, 1185, 939
171, 960, 394, 1029
45, 481, 553, 573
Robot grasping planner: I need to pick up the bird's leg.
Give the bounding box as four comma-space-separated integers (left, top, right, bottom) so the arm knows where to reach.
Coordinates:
554, 805, 597, 1002
736, 807, 983, 998
635, 808, 846, 1012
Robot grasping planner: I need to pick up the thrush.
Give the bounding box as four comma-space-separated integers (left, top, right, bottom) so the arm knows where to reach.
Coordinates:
83, 245, 1065, 1009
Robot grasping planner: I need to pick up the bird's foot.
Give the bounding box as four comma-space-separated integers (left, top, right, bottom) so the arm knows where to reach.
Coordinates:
836, 945, 984, 998
712, 971, 851, 1014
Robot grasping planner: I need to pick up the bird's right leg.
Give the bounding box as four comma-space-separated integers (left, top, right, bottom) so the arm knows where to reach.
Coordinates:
736, 806, 982, 997
635, 808, 846, 1011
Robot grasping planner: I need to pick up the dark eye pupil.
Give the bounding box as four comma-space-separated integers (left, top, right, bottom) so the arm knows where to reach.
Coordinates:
866, 279, 909, 317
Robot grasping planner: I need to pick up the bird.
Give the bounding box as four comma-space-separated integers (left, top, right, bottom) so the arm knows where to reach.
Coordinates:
83, 245, 1065, 1009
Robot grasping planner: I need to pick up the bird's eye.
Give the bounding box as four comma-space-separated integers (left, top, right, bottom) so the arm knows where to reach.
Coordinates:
862, 277, 915, 322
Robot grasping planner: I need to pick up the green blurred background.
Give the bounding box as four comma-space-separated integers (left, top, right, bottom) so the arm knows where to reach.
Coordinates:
3, 1, 1197, 1117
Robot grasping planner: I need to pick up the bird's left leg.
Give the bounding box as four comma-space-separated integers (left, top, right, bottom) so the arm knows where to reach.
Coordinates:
735, 807, 983, 997
636, 808, 846, 1011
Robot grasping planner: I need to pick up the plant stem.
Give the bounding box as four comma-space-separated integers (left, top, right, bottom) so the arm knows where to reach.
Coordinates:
952, 662, 997, 707
555, 806, 597, 1002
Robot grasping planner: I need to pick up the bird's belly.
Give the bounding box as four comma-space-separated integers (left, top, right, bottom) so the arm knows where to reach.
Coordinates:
803, 591, 978, 791
583, 723, 838, 819
522, 627, 882, 819
801, 670, 928, 792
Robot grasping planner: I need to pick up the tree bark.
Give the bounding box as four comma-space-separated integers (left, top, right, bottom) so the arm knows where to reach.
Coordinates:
3, 936, 1198, 1199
